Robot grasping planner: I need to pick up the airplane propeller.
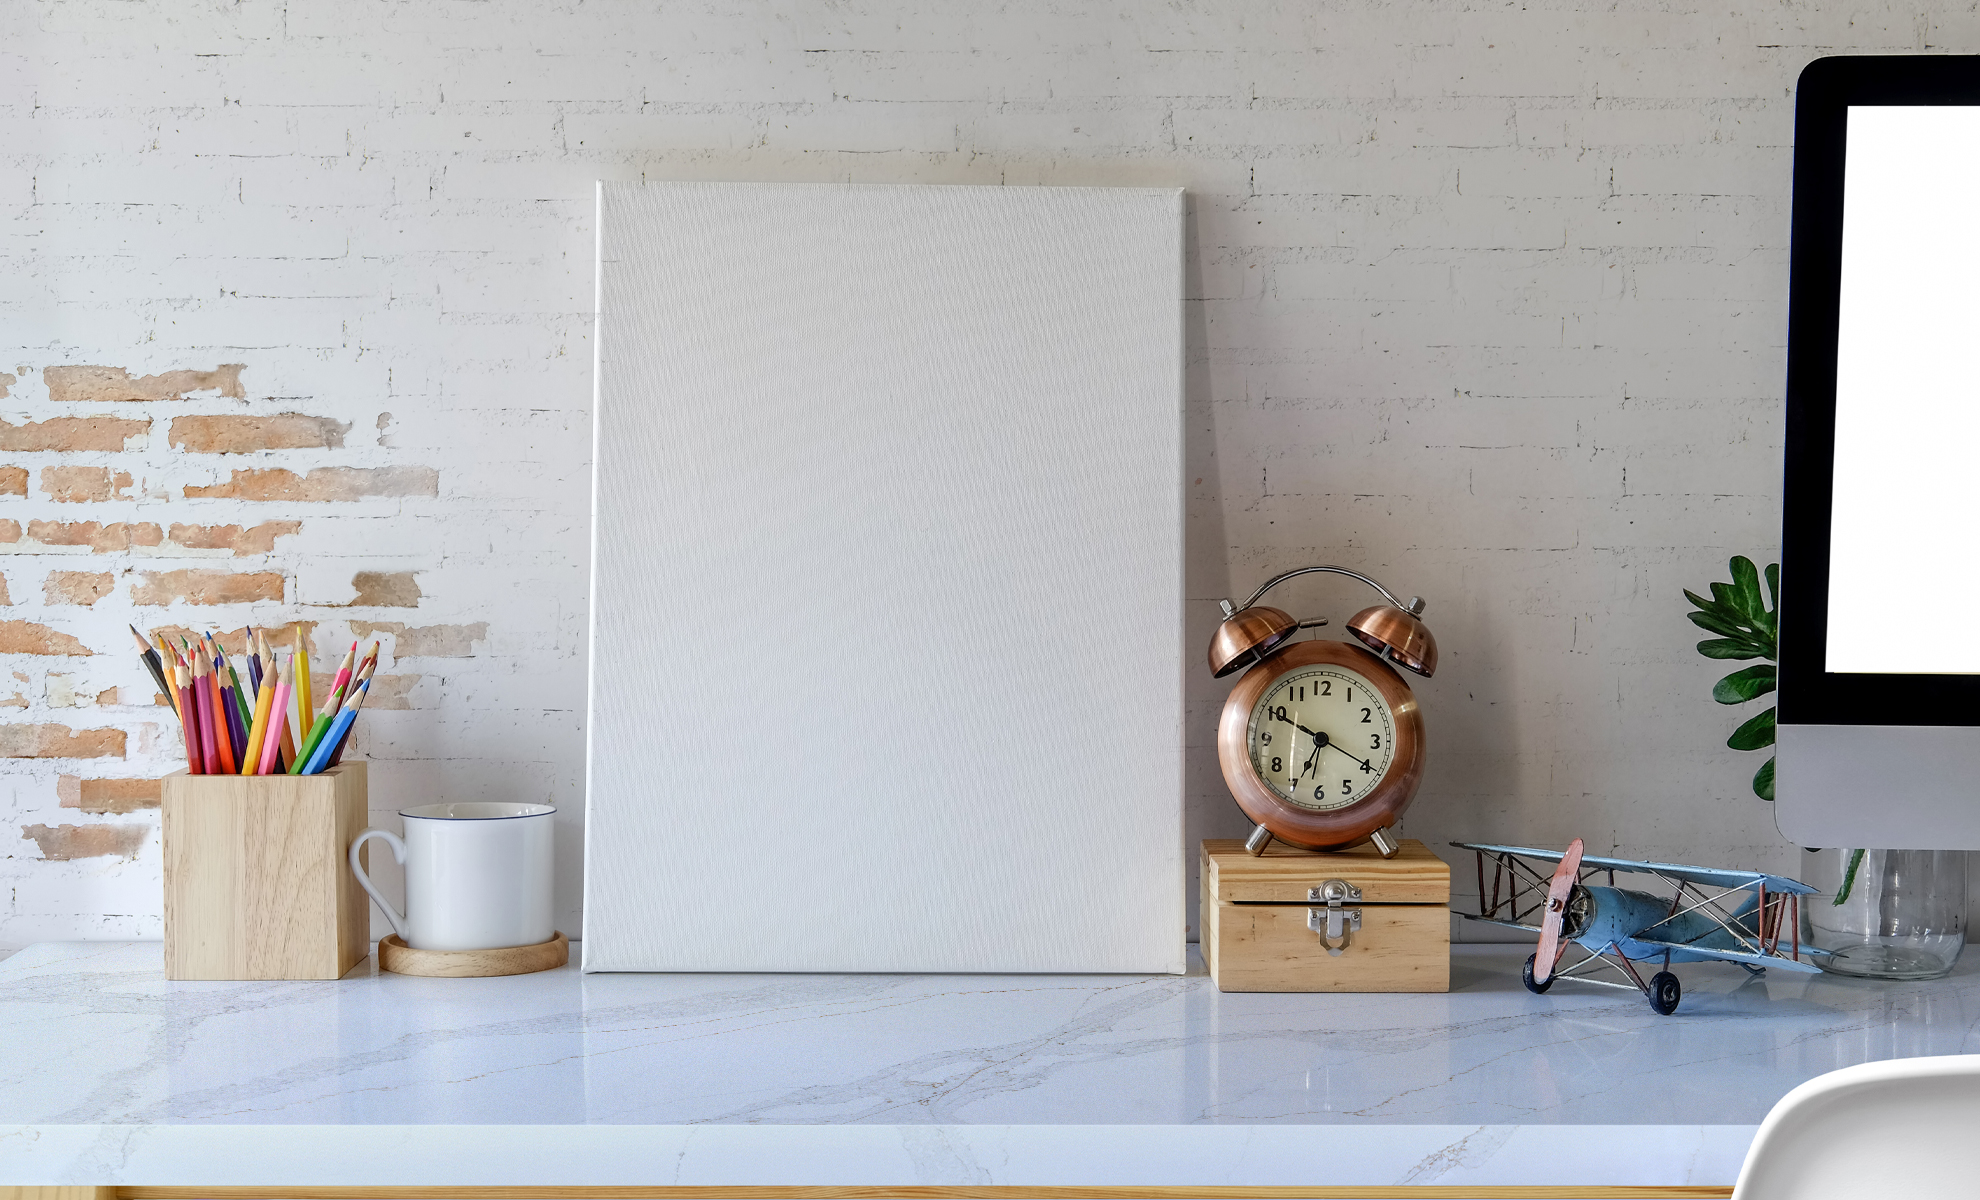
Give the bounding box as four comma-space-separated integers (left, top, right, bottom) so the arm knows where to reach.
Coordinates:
1530, 837, 1585, 986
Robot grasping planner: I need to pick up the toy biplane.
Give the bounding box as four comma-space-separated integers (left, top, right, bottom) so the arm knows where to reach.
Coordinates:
1452, 839, 1829, 1014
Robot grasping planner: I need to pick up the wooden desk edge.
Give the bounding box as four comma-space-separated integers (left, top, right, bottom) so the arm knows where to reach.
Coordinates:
3, 1186, 1736, 1199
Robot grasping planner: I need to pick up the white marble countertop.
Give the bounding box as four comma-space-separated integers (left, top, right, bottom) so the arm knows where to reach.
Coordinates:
3, 940, 1976, 1188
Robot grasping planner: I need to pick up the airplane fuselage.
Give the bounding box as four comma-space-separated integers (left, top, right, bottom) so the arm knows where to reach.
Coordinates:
1565, 884, 1759, 965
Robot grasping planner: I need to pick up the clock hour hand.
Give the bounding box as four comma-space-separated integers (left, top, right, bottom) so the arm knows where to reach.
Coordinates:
1300, 727, 1330, 778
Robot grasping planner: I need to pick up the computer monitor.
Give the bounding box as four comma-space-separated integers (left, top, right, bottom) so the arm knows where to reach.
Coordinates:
1779, 55, 1980, 848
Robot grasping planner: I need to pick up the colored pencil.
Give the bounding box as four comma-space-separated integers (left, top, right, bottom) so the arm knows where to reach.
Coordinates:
324, 642, 357, 712
258, 659, 292, 776
178, 649, 203, 773
307, 679, 371, 775
294, 624, 313, 744
191, 656, 221, 775
174, 662, 202, 773
240, 661, 276, 775
214, 661, 244, 775
216, 635, 251, 730
245, 629, 263, 696
201, 633, 241, 763
322, 658, 376, 770
205, 653, 237, 775
129, 625, 174, 715
290, 711, 335, 775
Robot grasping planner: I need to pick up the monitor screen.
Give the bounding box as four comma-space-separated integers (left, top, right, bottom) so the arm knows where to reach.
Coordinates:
1828, 106, 1980, 674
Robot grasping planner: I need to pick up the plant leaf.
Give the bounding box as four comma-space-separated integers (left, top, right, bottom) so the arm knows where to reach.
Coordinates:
1766, 562, 1781, 612
1728, 705, 1778, 751
1683, 588, 1742, 618
1698, 638, 1767, 660
1689, 609, 1756, 639
1730, 556, 1764, 620
1753, 756, 1776, 801
1710, 581, 1740, 611
1834, 847, 1866, 906
1714, 664, 1778, 704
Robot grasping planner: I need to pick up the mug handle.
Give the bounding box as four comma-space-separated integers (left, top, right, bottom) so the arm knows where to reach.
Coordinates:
349, 828, 411, 943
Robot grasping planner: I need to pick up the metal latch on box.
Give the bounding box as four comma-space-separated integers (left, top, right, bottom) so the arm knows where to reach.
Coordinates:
1307, 880, 1362, 956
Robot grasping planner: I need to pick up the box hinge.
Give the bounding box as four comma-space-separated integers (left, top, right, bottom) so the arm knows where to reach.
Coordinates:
1306, 879, 1363, 956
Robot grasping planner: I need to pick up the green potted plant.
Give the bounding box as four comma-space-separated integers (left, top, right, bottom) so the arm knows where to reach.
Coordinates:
1686, 557, 1965, 979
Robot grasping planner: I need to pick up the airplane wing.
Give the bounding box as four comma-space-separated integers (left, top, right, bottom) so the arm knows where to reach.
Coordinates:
1452, 842, 1819, 896
1628, 935, 1830, 973
1460, 914, 1543, 935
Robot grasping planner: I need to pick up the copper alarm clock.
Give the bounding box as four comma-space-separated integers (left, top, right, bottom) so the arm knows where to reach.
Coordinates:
1208, 566, 1438, 858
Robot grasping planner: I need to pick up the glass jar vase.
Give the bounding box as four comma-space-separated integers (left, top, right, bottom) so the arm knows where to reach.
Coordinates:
1800, 848, 1967, 980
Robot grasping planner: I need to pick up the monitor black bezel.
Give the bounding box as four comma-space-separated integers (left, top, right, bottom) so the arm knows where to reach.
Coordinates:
1781, 54, 1980, 726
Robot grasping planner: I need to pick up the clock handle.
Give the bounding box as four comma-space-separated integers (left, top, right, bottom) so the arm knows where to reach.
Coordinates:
1245, 824, 1274, 856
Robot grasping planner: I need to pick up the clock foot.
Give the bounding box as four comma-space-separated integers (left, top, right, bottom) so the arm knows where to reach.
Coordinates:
1368, 826, 1400, 858
1244, 824, 1274, 856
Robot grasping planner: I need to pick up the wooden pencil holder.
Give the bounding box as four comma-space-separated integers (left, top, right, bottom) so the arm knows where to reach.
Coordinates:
161, 761, 370, 981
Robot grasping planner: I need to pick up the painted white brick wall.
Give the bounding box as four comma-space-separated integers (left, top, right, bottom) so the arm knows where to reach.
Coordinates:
3, 0, 1959, 950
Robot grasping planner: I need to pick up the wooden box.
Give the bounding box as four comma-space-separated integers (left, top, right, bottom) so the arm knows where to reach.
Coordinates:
1201, 837, 1450, 992
161, 762, 369, 981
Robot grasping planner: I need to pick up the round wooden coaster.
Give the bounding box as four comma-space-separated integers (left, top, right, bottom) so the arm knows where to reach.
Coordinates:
377, 931, 568, 978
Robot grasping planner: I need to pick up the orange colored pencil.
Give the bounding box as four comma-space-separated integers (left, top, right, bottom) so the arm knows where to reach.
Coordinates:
201, 652, 235, 774
174, 662, 201, 773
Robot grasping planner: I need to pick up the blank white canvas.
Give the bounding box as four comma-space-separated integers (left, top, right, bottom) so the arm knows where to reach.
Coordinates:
585, 182, 1184, 973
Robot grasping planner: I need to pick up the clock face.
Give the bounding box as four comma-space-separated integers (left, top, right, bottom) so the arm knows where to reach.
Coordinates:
1245, 664, 1397, 811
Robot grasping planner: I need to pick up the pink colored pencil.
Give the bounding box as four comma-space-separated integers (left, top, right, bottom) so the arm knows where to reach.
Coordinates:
257, 658, 292, 776
192, 656, 221, 775
324, 641, 357, 711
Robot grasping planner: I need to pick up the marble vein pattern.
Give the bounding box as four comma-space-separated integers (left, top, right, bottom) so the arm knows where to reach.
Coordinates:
4, 942, 1977, 1130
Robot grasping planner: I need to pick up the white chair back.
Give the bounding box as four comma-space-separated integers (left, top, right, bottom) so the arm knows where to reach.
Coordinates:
1735, 1054, 1980, 1199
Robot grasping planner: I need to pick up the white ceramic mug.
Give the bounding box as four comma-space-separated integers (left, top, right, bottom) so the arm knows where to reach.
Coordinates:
349, 802, 555, 952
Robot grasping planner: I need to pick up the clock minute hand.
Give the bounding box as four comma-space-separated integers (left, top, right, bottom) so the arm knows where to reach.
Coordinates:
1331, 743, 1378, 773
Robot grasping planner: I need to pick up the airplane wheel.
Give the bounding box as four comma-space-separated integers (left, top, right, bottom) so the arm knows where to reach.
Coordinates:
1649, 970, 1681, 1015
1521, 953, 1553, 994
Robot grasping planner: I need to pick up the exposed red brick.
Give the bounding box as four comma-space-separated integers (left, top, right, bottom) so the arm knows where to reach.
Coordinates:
0, 466, 25, 497
184, 466, 437, 502
169, 413, 350, 454
20, 822, 146, 860
0, 694, 23, 709
0, 371, 13, 399
42, 466, 133, 503
167, 520, 301, 556
131, 569, 283, 606
0, 573, 10, 606
350, 570, 421, 607
349, 620, 487, 657
26, 520, 163, 553
0, 620, 91, 655
58, 774, 162, 814
0, 416, 148, 452
0, 723, 125, 758
45, 364, 245, 403
357, 673, 418, 710
0, 519, 19, 543
44, 571, 112, 607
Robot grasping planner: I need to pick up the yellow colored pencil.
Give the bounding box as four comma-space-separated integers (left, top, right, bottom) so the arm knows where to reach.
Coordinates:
240, 661, 277, 775
294, 623, 313, 738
